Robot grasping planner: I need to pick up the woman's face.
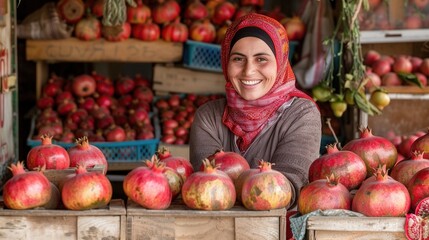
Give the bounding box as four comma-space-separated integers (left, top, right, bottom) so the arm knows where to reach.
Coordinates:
227, 36, 277, 101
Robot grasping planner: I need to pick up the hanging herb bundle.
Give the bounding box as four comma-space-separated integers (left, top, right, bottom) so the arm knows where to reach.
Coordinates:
313, 0, 390, 117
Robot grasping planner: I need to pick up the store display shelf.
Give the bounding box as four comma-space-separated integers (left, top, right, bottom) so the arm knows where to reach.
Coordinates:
360, 29, 429, 44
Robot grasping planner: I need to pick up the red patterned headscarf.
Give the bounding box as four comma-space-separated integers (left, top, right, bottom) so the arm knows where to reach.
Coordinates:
221, 13, 313, 152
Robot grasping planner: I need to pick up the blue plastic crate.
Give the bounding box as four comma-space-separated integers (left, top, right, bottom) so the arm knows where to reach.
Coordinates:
183, 40, 299, 72
27, 115, 161, 163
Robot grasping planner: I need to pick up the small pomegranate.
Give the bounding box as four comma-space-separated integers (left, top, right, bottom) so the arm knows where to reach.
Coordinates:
62, 165, 113, 210
189, 19, 216, 43
234, 167, 260, 202
132, 19, 160, 41
203, 149, 250, 183
126, 0, 151, 24
390, 151, 429, 186
211, 1, 236, 25
241, 160, 292, 210
408, 166, 429, 211
411, 129, 429, 159
161, 18, 189, 43
57, 0, 85, 24
184, 0, 208, 21
3, 162, 52, 210
298, 174, 352, 215
67, 136, 108, 171
308, 143, 367, 190
74, 14, 101, 41
342, 126, 398, 177
27, 134, 70, 170
123, 155, 172, 209
182, 159, 236, 210
72, 74, 97, 97
152, 0, 181, 25
352, 165, 410, 217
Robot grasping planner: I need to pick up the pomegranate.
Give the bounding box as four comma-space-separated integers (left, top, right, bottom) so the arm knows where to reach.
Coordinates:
342, 126, 398, 177
42, 182, 61, 209
68, 136, 108, 171
352, 165, 410, 217
372, 58, 392, 77
240, 0, 264, 7
234, 167, 259, 202
182, 159, 236, 210
184, 0, 208, 21
364, 72, 381, 91
2, 162, 52, 210
216, 20, 231, 44
37, 96, 55, 110
115, 76, 135, 95
203, 149, 250, 182
211, 1, 236, 26
104, 125, 126, 142
159, 153, 194, 181
91, 0, 105, 17
161, 18, 189, 43
123, 156, 172, 209
163, 166, 183, 200
420, 58, 429, 76
369, 89, 390, 110
62, 165, 112, 210
241, 160, 292, 210
189, 19, 216, 43
72, 74, 96, 97
364, 50, 381, 66
390, 151, 429, 186
393, 56, 413, 74
42, 81, 62, 97
74, 14, 101, 41
132, 19, 160, 41
126, 0, 151, 24
308, 144, 367, 190
411, 130, 429, 159
398, 135, 420, 158
407, 166, 429, 211
27, 134, 70, 170
281, 16, 306, 41
298, 174, 352, 215
57, 0, 85, 24
152, 0, 181, 25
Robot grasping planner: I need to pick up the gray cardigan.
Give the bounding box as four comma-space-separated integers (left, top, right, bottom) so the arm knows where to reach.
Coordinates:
189, 97, 322, 207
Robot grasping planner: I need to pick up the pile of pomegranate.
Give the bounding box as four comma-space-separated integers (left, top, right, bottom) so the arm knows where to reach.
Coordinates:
363, 50, 429, 90
155, 93, 224, 145
298, 126, 429, 219
124, 147, 292, 211
55, 0, 306, 43
34, 71, 156, 143
358, 0, 429, 30
3, 136, 112, 210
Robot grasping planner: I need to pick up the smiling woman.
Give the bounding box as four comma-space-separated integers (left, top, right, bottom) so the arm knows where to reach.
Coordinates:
189, 13, 322, 210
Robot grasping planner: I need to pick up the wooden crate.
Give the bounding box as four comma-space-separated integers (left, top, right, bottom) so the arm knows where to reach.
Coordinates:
153, 64, 225, 94
126, 200, 287, 240
0, 199, 126, 240
306, 216, 406, 240
43, 164, 106, 187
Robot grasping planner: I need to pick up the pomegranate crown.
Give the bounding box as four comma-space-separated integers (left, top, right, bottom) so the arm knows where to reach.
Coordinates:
202, 158, 220, 172
326, 173, 340, 186
372, 164, 389, 180
145, 154, 166, 172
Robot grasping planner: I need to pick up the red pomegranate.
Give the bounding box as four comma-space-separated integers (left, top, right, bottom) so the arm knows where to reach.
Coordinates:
211, 1, 236, 25
42, 182, 61, 209
160, 154, 194, 181
27, 134, 70, 170
241, 160, 292, 210
67, 136, 108, 171
132, 19, 160, 41
408, 166, 429, 211
123, 156, 172, 209
2, 162, 52, 210
184, 0, 208, 20
61, 165, 112, 210
72, 74, 97, 97
240, 0, 264, 7
57, 0, 85, 24
152, 0, 181, 25
411, 130, 429, 159
182, 159, 236, 210
189, 19, 216, 43
298, 174, 352, 215
390, 151, 429, 186
161, 18, 189, 43
308, 144, 367, 190
398, 135, 420, 158
352, 165, 410, 217
126, 0, 151, 24
234, 167, 259, 202
163, 166, 183, 200
102, 22, 131, 41
342, 126, 398, 177
204, 149, 250, 182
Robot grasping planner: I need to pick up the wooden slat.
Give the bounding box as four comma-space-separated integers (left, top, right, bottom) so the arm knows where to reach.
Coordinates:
382, 86, 429, 94
307, 216, 405, 232
235, 217, 280, 240
26, 38, 183, 63
310, 230, 406, 240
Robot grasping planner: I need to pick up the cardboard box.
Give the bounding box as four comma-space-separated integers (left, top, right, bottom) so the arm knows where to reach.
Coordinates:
126, 200, 287, 240
306, 216, 406, 240
0, 199, 126, 240
153, 64, 225, 94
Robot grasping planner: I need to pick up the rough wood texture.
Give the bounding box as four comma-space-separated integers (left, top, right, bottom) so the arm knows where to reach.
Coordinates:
126, 200, 286, 240
0, 199, 126, 240
153, 64, 225, 94
306, 216, 406, 240
26, 38, 183, 62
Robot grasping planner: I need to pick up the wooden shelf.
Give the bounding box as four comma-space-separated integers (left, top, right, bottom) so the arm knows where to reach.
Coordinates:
26, 38, 183, 62
360, 29, 429, 44
383, 86, 429, 94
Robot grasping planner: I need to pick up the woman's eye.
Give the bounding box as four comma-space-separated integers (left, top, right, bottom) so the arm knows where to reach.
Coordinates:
232, 57, 244, 62
257, 57, 267, 62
